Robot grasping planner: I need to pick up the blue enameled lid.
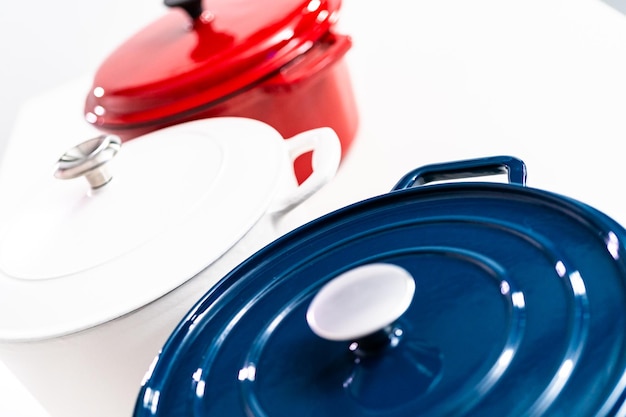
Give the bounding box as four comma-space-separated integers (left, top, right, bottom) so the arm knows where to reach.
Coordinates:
134, 156, 626, 416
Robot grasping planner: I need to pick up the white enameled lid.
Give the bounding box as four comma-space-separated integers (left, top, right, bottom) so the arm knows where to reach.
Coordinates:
0, 117, 289, 341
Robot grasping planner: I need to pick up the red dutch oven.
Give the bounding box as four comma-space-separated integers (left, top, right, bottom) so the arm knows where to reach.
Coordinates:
84, 0, 358, 182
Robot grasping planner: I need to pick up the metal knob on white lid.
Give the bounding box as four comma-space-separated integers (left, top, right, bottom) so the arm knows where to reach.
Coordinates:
306, 263, 416, 346
54, 134, 122, 189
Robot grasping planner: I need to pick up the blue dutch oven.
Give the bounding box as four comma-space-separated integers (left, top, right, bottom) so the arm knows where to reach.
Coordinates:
134, 156, 626, 416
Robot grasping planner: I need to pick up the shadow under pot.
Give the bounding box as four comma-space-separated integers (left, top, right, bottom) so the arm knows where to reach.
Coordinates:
133, 155, 626, 416
84, 0, 359, 183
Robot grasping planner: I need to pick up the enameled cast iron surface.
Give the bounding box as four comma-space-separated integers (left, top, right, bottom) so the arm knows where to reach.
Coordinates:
134, 157, 626, 416
84, 0, 357, 183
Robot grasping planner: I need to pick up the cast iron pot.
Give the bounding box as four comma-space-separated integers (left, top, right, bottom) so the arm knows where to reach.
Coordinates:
84, 0, 358, 183
0, 117, 341, 417
133, 155, 626, 416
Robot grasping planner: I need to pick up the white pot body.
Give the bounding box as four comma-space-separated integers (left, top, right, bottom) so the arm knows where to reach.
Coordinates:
0, 118, 341, 417
0, 215, 276, 417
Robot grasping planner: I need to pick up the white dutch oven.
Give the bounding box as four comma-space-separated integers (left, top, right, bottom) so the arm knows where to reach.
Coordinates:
0, 117, 341, 417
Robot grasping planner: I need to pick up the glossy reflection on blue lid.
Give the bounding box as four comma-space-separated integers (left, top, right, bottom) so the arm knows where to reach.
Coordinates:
134, 159, 626, 417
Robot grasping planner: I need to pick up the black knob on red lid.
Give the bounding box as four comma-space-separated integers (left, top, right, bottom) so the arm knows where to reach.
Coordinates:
164, 0, 203, 20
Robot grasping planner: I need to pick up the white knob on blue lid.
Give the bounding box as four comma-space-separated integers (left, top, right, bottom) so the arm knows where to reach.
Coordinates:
306, 263, 416, 342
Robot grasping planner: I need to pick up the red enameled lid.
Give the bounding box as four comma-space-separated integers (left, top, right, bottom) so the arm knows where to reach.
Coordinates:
84, 0, 342, 129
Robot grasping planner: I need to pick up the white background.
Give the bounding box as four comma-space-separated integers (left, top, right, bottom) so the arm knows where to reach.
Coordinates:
2, 0, 626, 416
0, 1, 165, 158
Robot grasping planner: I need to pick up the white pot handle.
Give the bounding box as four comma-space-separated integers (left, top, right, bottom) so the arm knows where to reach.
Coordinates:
269, 127, 341, 214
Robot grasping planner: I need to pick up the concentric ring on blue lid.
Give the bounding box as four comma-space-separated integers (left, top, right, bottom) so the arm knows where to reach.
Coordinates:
134, 156, 626, 417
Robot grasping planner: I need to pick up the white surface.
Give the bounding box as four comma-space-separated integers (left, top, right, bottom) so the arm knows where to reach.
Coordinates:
0, 0, 165, 160
2, 0, 626, 415
307, 263, 416, 341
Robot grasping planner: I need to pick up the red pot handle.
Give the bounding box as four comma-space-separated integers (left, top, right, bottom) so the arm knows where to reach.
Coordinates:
264, 32, 352, 87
